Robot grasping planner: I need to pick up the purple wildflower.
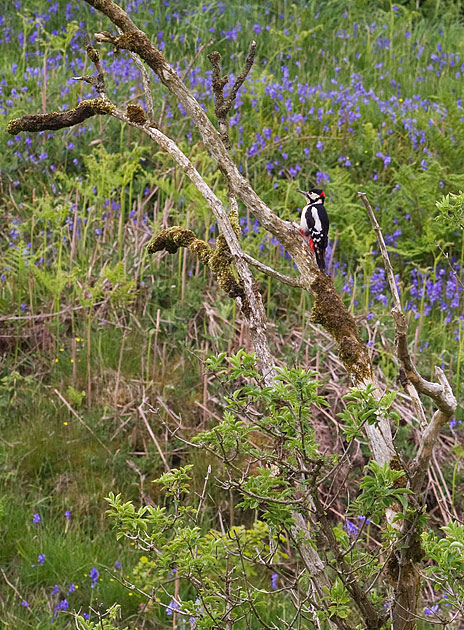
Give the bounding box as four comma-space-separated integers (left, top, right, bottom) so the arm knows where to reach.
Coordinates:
344, 520, 358, 536
167, 600, 180, 616
271, 573, 278, 590
90, 567, 99, 588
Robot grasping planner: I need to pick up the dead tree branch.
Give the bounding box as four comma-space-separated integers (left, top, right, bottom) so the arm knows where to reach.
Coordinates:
82, 0, 395, 465
7, 0, 395, 466
241, 252, 305, 288
6, 98, 114, 133
359, 191, 458, 630
208, 41, 257, 148
358, 191, 456, 486
7, 13, 400, 626
148, 226, 246, 302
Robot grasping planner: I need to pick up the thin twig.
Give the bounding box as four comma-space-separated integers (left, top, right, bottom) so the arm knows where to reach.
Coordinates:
112, 25, 155, 122
240, 252, 305, 287
436, 242, 464, 291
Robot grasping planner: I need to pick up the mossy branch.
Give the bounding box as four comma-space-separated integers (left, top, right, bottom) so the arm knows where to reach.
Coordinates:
6, 99, 115, 134
148, 227, 245, 301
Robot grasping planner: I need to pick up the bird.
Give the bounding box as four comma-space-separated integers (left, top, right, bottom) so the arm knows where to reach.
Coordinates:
298, 188, 329, 272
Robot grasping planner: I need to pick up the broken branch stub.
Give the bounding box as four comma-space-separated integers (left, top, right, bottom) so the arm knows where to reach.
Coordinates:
6, 99, 114, 134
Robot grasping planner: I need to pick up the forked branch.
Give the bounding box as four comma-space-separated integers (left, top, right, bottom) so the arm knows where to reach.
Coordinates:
208, 41, 257, 148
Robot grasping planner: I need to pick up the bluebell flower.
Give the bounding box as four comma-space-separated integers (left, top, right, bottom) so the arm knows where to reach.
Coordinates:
344, 520, 358, 536
376, 152, 391, 168
90, 567, 99, 588
316, 171, 330, 185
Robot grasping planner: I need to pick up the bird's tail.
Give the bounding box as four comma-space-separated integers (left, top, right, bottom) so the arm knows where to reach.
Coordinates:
315, 248, 326, 272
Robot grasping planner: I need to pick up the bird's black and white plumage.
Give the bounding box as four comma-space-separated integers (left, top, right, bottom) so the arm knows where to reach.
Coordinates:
298, 188, 329, 272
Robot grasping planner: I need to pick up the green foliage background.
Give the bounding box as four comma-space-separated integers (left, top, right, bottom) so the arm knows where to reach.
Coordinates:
0, 0, 463, 627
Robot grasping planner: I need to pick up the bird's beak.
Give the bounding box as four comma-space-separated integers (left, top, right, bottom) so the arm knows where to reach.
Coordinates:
298, 190, 307, 196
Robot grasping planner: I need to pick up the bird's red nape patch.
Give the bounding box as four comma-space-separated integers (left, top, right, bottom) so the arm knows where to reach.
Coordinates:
321, 191, 325, 198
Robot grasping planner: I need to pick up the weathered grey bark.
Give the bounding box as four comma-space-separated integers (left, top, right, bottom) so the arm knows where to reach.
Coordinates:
208, 42, 257, 149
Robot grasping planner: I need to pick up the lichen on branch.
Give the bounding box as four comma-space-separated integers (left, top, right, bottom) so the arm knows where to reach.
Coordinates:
6, 99, 115, 134
148, 227, 245, 301
310, 274, 372, 382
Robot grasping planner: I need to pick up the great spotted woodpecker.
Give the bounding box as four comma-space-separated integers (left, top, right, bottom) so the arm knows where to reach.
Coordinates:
298, 188, 329, 272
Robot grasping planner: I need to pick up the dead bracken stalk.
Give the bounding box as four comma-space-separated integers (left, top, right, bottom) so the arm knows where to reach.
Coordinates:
53, 388, 112, 456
